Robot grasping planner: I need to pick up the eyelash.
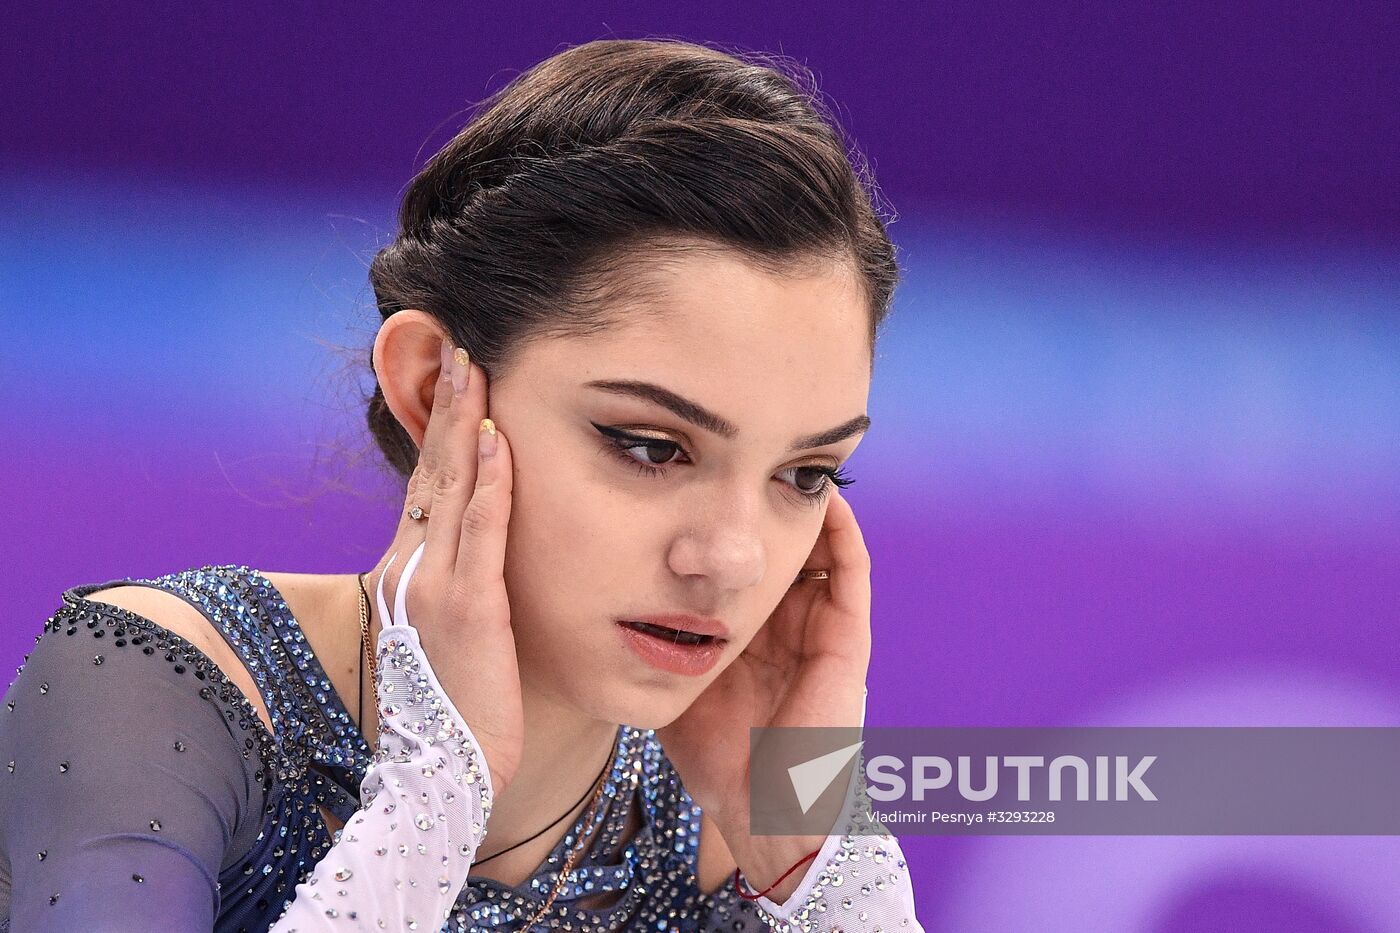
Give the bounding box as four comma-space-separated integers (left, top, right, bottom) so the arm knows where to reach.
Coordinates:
592, 423, 854, 507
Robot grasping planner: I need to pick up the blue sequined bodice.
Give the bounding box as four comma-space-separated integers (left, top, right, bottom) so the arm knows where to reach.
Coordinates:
54, 564, 759, 932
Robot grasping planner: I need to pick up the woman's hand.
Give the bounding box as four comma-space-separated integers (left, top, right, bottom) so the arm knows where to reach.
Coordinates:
368, 337, 523, 797
656, 487, 872, 901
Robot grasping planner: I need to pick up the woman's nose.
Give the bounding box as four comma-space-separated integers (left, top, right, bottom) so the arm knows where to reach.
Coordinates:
667, 505, 766, 592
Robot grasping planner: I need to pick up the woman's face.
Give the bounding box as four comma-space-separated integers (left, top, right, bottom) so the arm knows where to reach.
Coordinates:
489, 246, 873, 729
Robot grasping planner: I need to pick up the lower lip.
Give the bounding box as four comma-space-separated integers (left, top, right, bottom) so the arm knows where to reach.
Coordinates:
616, 622, 726, 676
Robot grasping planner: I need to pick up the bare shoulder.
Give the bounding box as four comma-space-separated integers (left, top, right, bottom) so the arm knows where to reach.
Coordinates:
81, 583, 274, 732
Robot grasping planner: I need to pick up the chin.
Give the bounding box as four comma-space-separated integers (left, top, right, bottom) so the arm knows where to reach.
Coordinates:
587, 680, 696, 731
621, 699, 691, 731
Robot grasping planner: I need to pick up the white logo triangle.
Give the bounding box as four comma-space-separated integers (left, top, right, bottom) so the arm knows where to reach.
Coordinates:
788, 741, 863, 814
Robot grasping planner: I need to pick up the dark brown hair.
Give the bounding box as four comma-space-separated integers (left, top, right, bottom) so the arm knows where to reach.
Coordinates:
366, 37, 901, 480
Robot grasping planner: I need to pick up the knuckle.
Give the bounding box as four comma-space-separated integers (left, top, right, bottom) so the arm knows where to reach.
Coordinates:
443, 577, 472, 616
460, 499, 495, 539
409, 463, 437, 502
405, 469, 425, 502
431, 464, 461, 496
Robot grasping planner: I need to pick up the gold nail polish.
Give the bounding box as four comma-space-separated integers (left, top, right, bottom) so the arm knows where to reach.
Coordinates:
480, 417, 496, 436
450, 346, 470, 394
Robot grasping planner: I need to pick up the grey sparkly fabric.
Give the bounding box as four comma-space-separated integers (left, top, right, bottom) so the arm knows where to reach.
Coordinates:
0, 564, 766, 932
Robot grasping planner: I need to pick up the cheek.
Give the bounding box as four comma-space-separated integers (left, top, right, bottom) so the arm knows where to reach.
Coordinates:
763, 523, 824, 596
501, 459, 661, 626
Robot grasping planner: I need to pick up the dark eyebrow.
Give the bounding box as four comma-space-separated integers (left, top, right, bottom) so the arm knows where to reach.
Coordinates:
788, 414, 872, 451
583, 379, 871, 452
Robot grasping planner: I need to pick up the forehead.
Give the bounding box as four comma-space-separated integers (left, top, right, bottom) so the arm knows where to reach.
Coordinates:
518, 246, 873, 420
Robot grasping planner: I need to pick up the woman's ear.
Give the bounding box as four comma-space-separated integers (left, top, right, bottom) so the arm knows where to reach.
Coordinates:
372, 309, 451, 450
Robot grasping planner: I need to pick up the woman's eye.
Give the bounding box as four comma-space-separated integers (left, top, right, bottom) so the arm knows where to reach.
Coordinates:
591, 422, 853, 504
623, 439, 682, 466
593, 423, 687, 475
789, 467, 829, 495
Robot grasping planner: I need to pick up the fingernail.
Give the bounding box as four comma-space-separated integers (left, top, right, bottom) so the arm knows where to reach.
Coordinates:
440, 338, 452, 377
478, 418, 497, 459
452, 346, 470, 394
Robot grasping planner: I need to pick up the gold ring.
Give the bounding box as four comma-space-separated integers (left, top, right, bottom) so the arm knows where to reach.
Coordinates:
795, 568, 830, 581
408, 505, 429, 521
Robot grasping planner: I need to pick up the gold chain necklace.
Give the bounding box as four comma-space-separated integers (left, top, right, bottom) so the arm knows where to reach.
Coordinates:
354, 572, 608, 928
355, 572, 381, 738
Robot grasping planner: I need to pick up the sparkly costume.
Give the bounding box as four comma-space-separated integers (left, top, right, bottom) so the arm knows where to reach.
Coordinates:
0, 561, 922, 931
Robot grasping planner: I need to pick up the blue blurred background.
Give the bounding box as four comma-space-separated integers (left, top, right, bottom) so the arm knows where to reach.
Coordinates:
4, 4, 1398, 930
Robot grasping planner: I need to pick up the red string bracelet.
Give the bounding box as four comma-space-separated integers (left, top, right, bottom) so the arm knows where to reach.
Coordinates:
733, 847, 822, 901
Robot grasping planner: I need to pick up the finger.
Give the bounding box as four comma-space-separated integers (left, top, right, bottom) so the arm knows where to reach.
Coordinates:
817, 489, 872, 622
794, 517, 835, 584
792, 490, 872, 675
452, 417, 514, 626
381, 338, 471, 605
394, 338, 460, 546
422, 347, 489, 576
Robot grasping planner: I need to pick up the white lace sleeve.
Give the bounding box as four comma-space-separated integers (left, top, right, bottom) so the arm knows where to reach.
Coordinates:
746, 688, 924, 932
269, 541, 495, 930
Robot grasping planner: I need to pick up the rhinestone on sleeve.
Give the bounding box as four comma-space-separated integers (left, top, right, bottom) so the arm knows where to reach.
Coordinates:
747, 747, 923, 932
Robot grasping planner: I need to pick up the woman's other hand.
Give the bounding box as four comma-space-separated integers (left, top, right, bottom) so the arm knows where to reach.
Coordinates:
657, 487, 872, 902
369, 337, 524, 797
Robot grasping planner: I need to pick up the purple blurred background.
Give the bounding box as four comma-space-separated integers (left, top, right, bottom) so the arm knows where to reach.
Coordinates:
4, 4, 1398, 930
